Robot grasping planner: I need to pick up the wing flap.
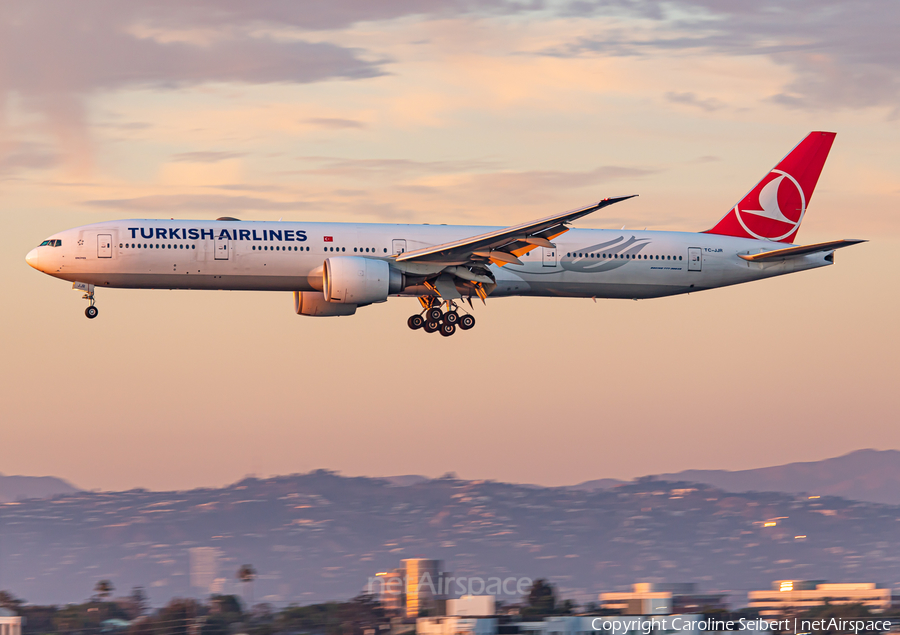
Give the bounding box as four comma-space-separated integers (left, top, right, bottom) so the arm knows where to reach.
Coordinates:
472, 250, 524, 266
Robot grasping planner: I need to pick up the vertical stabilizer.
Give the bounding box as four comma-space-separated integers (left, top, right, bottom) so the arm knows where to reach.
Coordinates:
706, 131, 836, 243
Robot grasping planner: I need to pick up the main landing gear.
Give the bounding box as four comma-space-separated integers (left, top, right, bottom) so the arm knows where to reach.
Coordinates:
407, 299, 476, 337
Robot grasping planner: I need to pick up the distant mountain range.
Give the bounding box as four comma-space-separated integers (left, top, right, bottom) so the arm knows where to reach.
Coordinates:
572, 449, 900, 505
0, 473, 80, 502
382, 475, 431, 487
4, 468, 900, 607
3, 449, 899, 504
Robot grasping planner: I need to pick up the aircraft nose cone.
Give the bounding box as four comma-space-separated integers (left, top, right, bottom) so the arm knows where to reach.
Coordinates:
25, 248, 40, 270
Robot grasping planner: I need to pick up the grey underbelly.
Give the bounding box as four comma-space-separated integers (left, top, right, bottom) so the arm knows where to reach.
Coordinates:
53, 271, 316, 292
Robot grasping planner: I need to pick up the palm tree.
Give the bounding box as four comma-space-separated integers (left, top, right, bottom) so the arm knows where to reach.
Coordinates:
94, 580, 115, 601
236, 564, 257, 606
93, 580, 115, 618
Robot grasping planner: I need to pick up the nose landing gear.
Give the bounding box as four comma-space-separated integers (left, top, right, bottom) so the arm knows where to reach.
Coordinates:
407, 298, 475, 336
81, 286, 99, 319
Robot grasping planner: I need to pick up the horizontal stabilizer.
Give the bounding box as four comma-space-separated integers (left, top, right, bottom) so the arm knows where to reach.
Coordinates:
738, 239, 866, 262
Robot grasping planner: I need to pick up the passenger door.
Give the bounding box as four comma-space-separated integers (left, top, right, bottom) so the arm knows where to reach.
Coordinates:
97, 234, 112, 258
215, 236, 230, 260
688, 247, 702, 271
392, 239, 407, 255
542, 246, 557, 267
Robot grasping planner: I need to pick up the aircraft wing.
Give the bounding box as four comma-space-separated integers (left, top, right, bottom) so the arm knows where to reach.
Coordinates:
738, 239, 866, 262
395, 195, 637, 267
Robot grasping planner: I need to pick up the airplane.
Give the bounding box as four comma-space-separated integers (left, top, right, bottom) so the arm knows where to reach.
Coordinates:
26, 131, 864, 336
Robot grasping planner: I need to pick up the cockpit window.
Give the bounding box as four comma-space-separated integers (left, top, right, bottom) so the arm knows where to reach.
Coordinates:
49, 239, 62, 247
40, 240, 50, 246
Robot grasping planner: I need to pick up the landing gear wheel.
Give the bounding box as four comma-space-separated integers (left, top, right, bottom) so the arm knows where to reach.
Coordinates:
440, 322, 457, 337
423, 320, 440, 333
85, 306, 99, 319
407, 315, 424, 330
459, 314, 475, 330
427, 307, 443, 322
443, 310, 459, 325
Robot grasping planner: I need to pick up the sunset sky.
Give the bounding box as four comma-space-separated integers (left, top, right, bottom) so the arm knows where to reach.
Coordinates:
2, 1, 898, 492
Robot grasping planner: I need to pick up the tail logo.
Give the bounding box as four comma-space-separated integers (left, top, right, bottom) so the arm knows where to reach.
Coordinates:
735, 169, 806, 241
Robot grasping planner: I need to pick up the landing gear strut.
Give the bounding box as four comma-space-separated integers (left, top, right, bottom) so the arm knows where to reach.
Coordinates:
407, 298, 475, 336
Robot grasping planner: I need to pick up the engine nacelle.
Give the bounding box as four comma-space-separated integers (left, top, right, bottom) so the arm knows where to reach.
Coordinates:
323, 257, 404, 304
294, 291, 357, 317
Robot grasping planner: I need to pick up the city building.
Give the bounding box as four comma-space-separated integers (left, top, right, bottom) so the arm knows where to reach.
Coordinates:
418, 614, 763, 635
373, 568, 407, 614
0, 609, 23, 635
599, 583, 728, 615
189, 546, 222, 592
368, 558, 449, 618
748, 581, 892, 615
448, 596, 495, 617
403, 559, 446, 618
417, 616, 496, 635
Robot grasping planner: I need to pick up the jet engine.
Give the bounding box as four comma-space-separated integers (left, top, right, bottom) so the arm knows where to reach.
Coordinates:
294, 291, 357, 316
323, 257, 405, 304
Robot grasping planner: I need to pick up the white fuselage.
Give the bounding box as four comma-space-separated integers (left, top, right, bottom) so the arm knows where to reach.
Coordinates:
26, 219, 831, 301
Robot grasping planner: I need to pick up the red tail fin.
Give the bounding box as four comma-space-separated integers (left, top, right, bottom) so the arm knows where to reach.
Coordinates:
706, 131, 836, 243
